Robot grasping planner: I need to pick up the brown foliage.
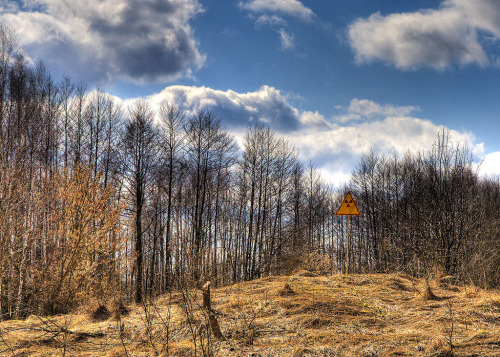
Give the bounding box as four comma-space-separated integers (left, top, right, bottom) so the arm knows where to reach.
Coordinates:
33, 166, 124, 315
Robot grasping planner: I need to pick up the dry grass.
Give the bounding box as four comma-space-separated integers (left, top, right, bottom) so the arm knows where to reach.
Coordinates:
1, 273, 500, 356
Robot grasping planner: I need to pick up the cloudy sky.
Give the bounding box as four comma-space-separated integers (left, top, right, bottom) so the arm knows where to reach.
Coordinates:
2, 0, 500, 185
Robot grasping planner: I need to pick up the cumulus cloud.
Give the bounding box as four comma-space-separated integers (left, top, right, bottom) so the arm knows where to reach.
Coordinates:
294, 116, 478, 162
144, 85, 301, 132
348, 0, 500, 70
136, 85, 485, 186
451, 0, 500, 37
299, 110, 332, 129
239, 0, 315, 21
477, 151, 500, 178
294, 116, 486, 186
1, 0, 205, 84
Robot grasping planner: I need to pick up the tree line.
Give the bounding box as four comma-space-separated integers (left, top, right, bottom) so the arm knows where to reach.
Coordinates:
349, 132, 500, 288
0, 24, 499, 320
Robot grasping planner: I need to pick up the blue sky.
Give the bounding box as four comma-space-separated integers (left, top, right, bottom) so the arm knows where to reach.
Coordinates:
2, 0, 500, 184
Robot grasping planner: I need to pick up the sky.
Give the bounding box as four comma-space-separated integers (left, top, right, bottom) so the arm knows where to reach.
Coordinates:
2, 0, 500, 185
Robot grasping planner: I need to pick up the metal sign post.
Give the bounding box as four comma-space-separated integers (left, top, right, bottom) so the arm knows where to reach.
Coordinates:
346, 215, 350, 274
336, 192, 360, 275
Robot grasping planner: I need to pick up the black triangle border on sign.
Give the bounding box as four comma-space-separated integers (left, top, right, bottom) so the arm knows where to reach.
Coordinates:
335, 192, 360, 216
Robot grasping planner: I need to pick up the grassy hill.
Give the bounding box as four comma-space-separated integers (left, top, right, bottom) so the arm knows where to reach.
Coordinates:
1, 273, 499, 356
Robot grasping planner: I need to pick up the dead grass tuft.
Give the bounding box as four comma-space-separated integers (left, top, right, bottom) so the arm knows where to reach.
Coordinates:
278, 283, 297, 296
298, 316, 332, 329
295, 269, 318, 277
292, 346, 341, 356
477, 297, 500, 313
296, 252, 334, 276
90, 304, 111, 321
439, 283, 461, 292
425, 337, 454, 356
390, 278, 413, 292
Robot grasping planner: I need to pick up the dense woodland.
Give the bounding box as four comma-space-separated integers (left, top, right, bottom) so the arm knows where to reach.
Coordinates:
0, 25, 499, 320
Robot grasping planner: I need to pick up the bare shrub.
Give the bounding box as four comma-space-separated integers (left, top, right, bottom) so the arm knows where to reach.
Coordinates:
227, 300, 266, 346
112, 298, 129, 320
298, 252, 334, 276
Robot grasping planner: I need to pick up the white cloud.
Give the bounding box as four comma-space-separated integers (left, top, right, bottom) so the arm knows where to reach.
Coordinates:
450, 0, 500, 37
299, 110, 332, 129
293, 116, 479, 161
143, 85, 301, 131
476, 151, 500, 178
1, 0, 205, 84
348, 0, 499, 70
255, 14, 287, 28
279, 28, 295, 51
335, 99, 420, 123
290, 115, 484, 190
239, 0, 315, 21
134, 85, 484, 186
317, 166, 352, 188
240, 0, 316, 52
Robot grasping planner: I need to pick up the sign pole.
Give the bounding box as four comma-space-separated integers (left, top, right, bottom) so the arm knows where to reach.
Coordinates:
346, 215, 349, 275
335, 192, 360, 275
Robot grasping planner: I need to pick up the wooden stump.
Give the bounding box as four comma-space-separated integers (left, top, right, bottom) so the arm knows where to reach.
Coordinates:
423, 278, 439, 301
201, 281, 224, 340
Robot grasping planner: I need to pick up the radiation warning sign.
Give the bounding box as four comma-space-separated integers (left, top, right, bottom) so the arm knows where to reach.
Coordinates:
336, 192, 360, 216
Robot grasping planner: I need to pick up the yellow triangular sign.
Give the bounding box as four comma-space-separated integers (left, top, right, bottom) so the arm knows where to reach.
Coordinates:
336, 192, 360, 216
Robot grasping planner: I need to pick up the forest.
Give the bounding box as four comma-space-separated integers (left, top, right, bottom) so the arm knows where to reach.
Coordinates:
0, 24, 499, 321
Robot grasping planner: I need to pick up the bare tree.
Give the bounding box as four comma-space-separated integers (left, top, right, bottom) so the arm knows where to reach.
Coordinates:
122, 100, 160, 303
158, 103, 186, 291
184, 111, 237, 284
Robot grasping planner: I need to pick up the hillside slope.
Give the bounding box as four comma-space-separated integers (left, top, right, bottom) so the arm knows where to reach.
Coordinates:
1, 273, 499, 356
